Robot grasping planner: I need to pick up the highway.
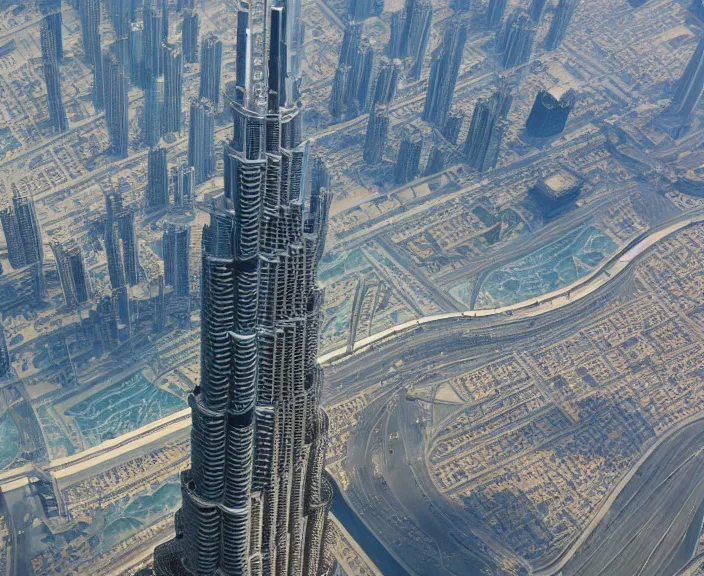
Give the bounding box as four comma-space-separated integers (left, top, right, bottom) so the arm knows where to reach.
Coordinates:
554, 418, 704, 576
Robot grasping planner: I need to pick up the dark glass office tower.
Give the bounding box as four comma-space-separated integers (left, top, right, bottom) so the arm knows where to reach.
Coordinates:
182, 9, 199, 63
199, 33, 223, 108
40, 19, 69, 132
163, 43, 183, 133
187, 98, 216, 184
525, 88, 575, 137
153, 0, 336, 573
422, 22, 467, 128
545, 0, 579, 51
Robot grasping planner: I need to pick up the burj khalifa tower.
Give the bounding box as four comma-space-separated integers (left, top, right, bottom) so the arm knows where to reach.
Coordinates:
152, 0, 336, 573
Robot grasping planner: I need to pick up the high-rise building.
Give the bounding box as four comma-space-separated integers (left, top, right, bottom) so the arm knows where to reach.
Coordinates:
499, 9, 536, 69
199, 33, 223, 108
113, 285, 131, 339
40, 19, 69, 132
658, 35, 704, 137
147, 146, 169, 207
129, 20, 145, 87
113, 35, 130, 76
486, 0, 508, 29
95, 295, 119, 351
118, 207, 139, 285
153, 0, 336, 572
370, 57, 399, 109
463, 94, 503, 171
363, 103, 390, 165
41, 11, 63, 63
104, 191, 139, 288
347, 0, 381, 20
159, 0, 169, 41
12, 186, 44, 268
163, 222, 190, 297
143, 6, 164, 83
105, 52, 130, 157
442, 110, 464, 144
394, 131, 423, 185
0, 321, 11, 379
422, 23, 467, 128
187, 98, 215, 184
51, 239, 92, 307
153, 274, 165, 333
529, 0, 547, 22
91, 33, 105, 111
80, 0, 101, 65
144, 78, 163, 146
525, 87, 575, 137
545, 0, 579, 51
387, 0, 432, 80
107, 0, 130, 38
182, 9, 199, 63
174, 162, 195, 209
453, 0, 470, 14
0, 207, 24, 270
424, 145, 444, 176
163, 43, 183, 133
0, 185, 44, 270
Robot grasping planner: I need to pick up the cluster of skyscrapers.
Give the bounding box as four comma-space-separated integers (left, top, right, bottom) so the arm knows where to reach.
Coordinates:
353, 0, 587, 178
153, 0, 336, 573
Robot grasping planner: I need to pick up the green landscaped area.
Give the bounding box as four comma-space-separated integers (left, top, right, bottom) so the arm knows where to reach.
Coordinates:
456, 226, 618, 309
64, 371, 186, 447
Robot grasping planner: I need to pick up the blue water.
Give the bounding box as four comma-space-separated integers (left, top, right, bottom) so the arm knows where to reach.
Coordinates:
65, 371, 185, 447
473, 225, 618, 308
330, 482, 412, 576
0, 411, 20, 470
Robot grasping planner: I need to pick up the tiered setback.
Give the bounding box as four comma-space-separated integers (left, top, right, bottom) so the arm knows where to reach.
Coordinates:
153, 0, 335, 574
